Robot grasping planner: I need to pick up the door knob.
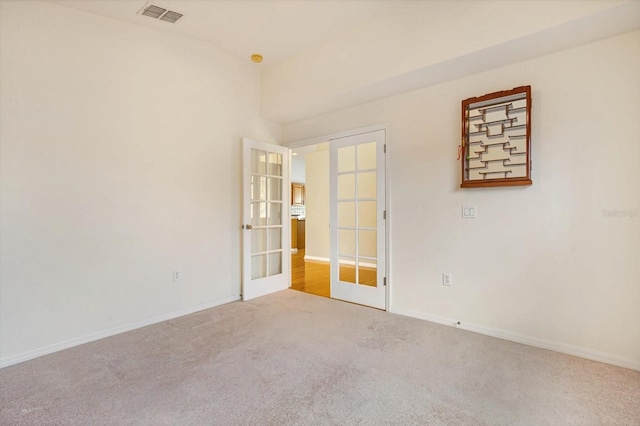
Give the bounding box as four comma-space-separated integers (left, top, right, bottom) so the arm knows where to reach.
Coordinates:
244, 224, 253, 230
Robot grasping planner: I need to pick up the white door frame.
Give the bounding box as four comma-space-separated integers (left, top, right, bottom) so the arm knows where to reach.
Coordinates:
285, 124, 391, 311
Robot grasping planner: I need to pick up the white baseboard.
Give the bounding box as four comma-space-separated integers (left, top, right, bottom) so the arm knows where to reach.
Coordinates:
0, 295, 240, 369
303, 254, 329, 263
303, 255, 377, 268
389, 307, 640, 372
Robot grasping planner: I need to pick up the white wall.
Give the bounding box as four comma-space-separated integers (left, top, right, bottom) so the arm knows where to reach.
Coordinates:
304, 146, 329, 260
0, 1, 281, 364
284, 31, 640, 369
290, 155, 306, 184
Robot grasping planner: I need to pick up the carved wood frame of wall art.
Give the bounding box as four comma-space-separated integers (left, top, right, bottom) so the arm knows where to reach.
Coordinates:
461, 86, 532, 188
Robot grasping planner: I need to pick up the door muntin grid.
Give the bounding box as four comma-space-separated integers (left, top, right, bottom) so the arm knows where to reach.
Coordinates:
250, 149, 283, 280
336, 141, 378, 287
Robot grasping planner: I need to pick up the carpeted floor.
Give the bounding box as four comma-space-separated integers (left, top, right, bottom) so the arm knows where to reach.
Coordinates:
1, 290, 639, 425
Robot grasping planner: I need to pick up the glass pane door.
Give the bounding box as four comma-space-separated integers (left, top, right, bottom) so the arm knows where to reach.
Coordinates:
330, 130, 386, 309
242, 139, 289, 300
249, 149, 283, 279
336, 142, 378, 286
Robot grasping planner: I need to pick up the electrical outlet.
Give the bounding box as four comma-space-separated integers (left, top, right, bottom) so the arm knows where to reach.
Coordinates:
173, 270, 181, 282
442, 273, 452, 286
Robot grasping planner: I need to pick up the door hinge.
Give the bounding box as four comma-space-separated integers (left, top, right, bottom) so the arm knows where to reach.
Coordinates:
383, 210, 386, 220
383, 144, 386, 153
384, 277, 387, 286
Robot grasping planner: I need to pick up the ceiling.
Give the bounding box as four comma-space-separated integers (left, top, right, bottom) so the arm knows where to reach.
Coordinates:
48, 0, 398, 67
46, 0, 640, 124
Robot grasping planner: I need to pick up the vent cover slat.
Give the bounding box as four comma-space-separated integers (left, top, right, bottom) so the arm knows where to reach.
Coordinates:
141, 5, 166, 19
159, 11, 183, 23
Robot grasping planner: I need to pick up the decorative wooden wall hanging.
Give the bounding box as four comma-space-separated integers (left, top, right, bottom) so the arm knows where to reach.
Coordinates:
461, 86, 532, 188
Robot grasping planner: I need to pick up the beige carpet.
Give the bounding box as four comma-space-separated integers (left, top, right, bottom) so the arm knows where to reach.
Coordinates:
1, 289, 639, 425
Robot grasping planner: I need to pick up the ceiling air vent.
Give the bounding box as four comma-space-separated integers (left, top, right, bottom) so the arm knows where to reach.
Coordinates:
159, 10, 183, 24
138, 2, 183, 24
141, 4, 166, 19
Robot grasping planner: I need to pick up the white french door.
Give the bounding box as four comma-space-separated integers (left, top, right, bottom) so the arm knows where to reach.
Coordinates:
330, 130, 386, 310
242, 138, 290, 300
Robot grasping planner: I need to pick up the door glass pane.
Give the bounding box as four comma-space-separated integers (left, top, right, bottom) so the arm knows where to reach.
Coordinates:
251, 202, 267, 226
358, 201, 376, 228
358, 258, 377, 287
251, 175, 267, 201
267, 152, 282, 176
339, 229, 356, 256
251, 149, 266, 174
338, 146, 355, 173
268, 177, 282, 201
357, 142, 376, 170
358, 171, 376, 199
268, 252, 282, 276
338, 202, 355, 228
338, 174, 355, 200
251, 254, 266, 279
339, 256, 356, 284
358, 230, 377, 258
268, 228, 281, 250
267, 203, 282, 225
251, 228, 266, 253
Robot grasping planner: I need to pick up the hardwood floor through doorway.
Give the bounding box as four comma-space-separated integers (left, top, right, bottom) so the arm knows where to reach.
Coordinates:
291, 249, 330, 298
291, 249, 377, 298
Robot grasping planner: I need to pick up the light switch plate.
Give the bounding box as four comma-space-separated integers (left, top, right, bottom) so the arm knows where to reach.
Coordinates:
442, 273, 452, 286
462, 206, 477, 219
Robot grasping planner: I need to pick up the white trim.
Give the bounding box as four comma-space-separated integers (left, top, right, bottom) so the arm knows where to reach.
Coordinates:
389, 307, 640, 372
0, 295, 240, 369
303, 255, 377, 268
303, 254, 329, 263
383, 127, 391, 311
285, 123, 389, 149
288, 149, 294, 289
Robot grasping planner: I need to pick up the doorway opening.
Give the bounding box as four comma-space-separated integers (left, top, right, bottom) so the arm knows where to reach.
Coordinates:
288, 127, 388, 310
290, 142, 331, 298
